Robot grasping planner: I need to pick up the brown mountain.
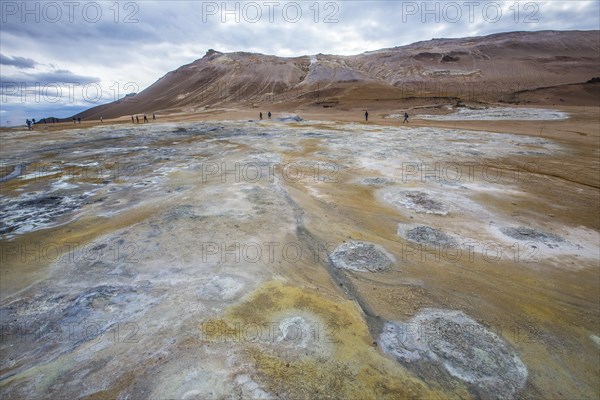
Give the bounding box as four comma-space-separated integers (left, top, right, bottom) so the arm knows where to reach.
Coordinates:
75, 30, 600, 120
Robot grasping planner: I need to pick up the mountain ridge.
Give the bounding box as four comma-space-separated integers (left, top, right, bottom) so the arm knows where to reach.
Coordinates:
74, 30, 600, 120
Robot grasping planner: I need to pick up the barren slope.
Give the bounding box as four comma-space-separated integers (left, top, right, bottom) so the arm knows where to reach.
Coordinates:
74, 30, 600, 120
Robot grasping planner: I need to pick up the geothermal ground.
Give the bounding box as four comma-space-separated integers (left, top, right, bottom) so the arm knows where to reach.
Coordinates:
0, 108, 599, 399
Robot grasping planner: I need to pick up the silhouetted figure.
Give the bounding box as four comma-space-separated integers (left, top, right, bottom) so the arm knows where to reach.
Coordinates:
131, 116, 135, 123
100, 116, 103, 123
152, 113, 156, 120
365, 111, 369, 121
32, 118, 36, 124
268, 111, 272, 119
136, 116, 139, 124
144, 115, 148, 123
260, 112, 263, 120
403, 112, 409, 123
26, 119, 32, 130
77, 117, 81, 124
73, 118, 76, 124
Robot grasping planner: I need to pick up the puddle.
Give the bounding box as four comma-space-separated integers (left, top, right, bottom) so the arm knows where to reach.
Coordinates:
417, 107, 568, 120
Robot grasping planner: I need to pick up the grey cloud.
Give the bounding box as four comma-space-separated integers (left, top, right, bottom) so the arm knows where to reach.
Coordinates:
0, 53, 37, 68
3, 69, 99, 86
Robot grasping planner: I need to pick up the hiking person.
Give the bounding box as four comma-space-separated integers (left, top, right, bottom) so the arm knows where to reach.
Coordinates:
144, 115, 148, 123
260, 112, 263, 120
136, 116, 139, 124
365, 111, 369, 121
100, 116, 103, 123
132, 116, 135, 123
26, 119, 32, 130
152, 113, 156, 120
77, 117, 81, 124
268, 111, 271, 119
73, 117, 76, 124
403, 112, 409, 123
32, 118, 36, 124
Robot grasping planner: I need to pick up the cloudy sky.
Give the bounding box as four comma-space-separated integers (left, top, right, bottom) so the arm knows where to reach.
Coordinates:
1, 0, 598, 126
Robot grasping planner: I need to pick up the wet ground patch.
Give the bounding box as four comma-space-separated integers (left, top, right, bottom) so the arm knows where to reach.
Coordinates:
0, 193, 91, 238
417, 107, 568, 121
0, 284, 159, 374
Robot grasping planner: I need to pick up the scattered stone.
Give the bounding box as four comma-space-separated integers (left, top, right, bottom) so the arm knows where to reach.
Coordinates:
380, 309, 528, 399
403, 192, 447, 214
500, 226, 564, 247
329, 241, 395, 272
590, 335, 600, 349
383, 190, 448, 215
441, 54, 459, 63
402, 225, 457, 247
359, 177, 394, 186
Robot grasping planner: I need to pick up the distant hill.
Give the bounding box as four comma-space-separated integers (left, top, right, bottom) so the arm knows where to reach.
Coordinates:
74, 30, 600, 120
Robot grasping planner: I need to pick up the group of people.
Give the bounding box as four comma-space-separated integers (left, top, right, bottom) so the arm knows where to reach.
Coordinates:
365, 111, 409, 123
25, 113, 160, 129
131, 114, 156, 123
26, 109, 411, 130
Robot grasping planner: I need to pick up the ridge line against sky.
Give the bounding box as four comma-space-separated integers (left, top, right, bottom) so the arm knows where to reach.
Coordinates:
1, 0, 599, 126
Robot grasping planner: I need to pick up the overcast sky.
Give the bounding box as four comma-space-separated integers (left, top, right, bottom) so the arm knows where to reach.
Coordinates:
1, 0, 598, 126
